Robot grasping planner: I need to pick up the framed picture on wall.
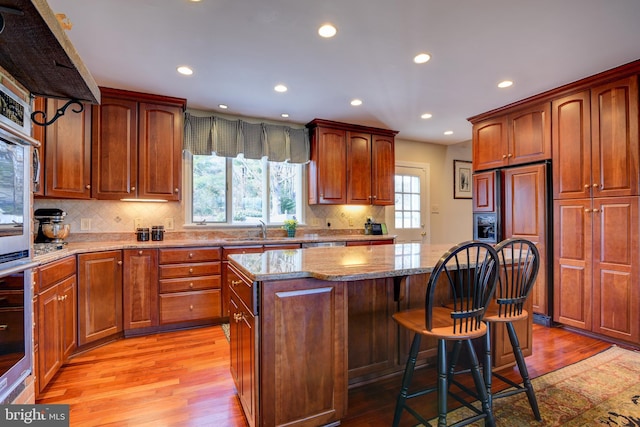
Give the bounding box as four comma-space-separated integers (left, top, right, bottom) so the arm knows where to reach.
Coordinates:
453, 160, 472, 199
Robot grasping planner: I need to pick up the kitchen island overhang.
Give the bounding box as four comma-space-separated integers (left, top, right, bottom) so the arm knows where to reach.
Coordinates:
227, 243, 527, 427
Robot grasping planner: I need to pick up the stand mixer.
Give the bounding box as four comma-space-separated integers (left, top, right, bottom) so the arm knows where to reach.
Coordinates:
34, 208, 70, 244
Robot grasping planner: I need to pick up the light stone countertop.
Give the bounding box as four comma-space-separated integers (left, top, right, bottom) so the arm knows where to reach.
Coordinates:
228, 243, 458, 282
32, 234, 396, 265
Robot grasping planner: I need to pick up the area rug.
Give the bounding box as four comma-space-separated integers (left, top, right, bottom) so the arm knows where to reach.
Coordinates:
221, 323, 230, 342
424, 346, 640, 426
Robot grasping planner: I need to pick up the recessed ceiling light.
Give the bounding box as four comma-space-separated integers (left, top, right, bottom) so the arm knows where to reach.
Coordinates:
444, 130, 454, 135
350, 99, 363, 106
177, 66, 193, 76
274, 84, 288, 93
498, 80, 513, 88
318, 24, 337, 38
281, 113, 289, 118
413, 53, 431, 64
218, 104, 228, 109
421, 113, 433, 119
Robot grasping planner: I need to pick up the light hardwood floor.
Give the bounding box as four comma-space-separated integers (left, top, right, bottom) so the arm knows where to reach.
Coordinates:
37, 324, 611, 426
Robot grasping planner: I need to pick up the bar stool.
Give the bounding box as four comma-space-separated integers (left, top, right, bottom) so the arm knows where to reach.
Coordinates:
483, 237, 541, 420
391, 241, 499, 427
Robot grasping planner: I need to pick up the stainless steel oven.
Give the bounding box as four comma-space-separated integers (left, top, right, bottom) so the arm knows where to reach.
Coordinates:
0, 82, 39, 402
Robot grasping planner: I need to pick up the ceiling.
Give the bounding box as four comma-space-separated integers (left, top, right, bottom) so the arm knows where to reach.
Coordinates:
46, 0, 640, 144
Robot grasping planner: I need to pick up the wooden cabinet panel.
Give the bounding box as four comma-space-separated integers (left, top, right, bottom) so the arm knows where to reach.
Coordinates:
37, 283, 61, 392
472, 117, 508, 171
77, 251, 123, 346
260, 277, 347, 426
472, 170, 497, 212
138, 102, 183, 201
32, 97, 45, 197
347, 278, 397, 383
592, 197, 639, 342
508, 102, 551, 165
60, 276, 77, 360
39, 256, 76, 292
158, 262, 221, 279
159, 290, 221, 324
371, 134, 395, 205
159, 276, 220, 293
36, 97, 91, 199
312, 127, 347, 204
552, 91, 592, 199
347, 132, 371, 204
91, 95, 138, 199
503, 163, 549, 316
553, 199, 593, 330
222, 246, 263, 319
591, 76, 639, 198
123, 249, 158, 330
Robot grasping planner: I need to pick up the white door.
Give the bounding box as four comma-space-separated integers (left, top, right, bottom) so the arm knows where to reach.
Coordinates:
387, 163, 430, 243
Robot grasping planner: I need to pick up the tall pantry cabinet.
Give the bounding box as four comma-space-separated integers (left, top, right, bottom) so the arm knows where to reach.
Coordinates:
553, 75, 640, 344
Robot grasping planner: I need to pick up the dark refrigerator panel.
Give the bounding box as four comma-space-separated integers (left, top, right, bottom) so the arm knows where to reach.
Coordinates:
472, 170, 501, 243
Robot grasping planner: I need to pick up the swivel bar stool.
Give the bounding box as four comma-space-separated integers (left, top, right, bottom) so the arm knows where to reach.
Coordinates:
483, 237, 541, 420
391, 241, 499, 427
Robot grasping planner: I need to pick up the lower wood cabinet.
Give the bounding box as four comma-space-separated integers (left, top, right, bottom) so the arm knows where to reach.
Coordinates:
36, 256, 77, 394
158, 247, 222, 324
123, 249, 159, 330
77, 251, 123, 346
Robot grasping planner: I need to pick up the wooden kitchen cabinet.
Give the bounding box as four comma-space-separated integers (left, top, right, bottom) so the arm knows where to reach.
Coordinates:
123, 249, 159, 331
472, 102, 551, 171
33, 97, 92, 199
228, 264, 257, 427
307, 119, 397, 205
91, 87, 186, 201
472, 170, 497, 212
553, 76, 639, 200
36, 256, 77, 393
554, 197, 639, 343
158, 247, 222, 324
77, 251, 123, 346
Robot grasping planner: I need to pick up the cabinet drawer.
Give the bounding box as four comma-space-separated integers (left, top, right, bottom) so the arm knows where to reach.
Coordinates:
159, 262, 221, 279
222, 246, 263, 260
159, 289, 221, 324
229, 268, 254, 313
159, 276, 221, 293
39, 256, 76, 292
159, 247, 221, 264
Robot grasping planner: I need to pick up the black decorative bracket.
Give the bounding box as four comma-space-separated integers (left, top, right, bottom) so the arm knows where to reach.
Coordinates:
31, 99, 84, 126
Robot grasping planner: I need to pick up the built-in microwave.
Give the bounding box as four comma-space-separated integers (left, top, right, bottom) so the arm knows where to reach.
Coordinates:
0, 82, 35, 263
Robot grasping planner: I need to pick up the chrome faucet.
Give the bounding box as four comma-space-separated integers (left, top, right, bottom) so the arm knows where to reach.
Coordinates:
258, 220, 267, 239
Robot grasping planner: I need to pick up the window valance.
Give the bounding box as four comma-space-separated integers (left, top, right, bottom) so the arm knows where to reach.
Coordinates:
184, 112, 310, 163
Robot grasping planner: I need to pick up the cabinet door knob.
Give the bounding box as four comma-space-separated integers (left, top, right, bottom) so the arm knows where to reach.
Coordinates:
593, 183, 599, 188
502, 154, 507, 159
85, 184, 91, 189
592, 208, 600, 213
131, 186, 136, 191
507, 153, 513, 158
231, 279, 242, 287
174, 188, 179, 193
117, 260, 123, 265
138, 250, 143, 255
584, 208, 592, 213
584, 184, 591, 189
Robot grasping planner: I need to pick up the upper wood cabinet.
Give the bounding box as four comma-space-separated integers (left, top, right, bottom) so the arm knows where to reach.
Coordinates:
553, 76, 639, 199
33, 97, 92, 199
307, 119, 397, 205
472, 102, 551, 171
92, 87, 186, 201
472, 170, 498, 212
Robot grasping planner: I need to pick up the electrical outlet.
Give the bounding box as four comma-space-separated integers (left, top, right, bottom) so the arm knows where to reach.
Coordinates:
164, 217, 174, 230
80, 218, 91, 231
348, 217, 354, 227
134, 218, 143, 230
311, 218, 320, 227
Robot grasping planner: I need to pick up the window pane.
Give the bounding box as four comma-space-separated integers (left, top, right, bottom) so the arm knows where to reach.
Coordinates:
269, 161, 301, 223
232, 157, 264, 223
192, 155, 226, 223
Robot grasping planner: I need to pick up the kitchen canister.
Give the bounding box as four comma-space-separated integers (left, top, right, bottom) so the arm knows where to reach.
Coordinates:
136, 227, 150, 241
151, 225, 165, 241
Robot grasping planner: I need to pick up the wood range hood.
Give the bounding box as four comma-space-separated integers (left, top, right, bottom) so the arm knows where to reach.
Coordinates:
0, 0, 100, 104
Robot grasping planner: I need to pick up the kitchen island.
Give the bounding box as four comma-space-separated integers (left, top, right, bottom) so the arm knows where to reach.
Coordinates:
228, 243, 533, 427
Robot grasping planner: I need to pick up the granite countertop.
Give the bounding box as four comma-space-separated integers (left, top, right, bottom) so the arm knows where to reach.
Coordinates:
32, 234, 396, 265
228, 243, 457, 282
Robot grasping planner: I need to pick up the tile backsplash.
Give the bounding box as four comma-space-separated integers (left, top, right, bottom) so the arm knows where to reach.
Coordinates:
34, 199, 386, 237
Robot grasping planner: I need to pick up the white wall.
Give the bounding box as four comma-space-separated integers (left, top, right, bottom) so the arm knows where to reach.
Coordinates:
394, 137, 473, 244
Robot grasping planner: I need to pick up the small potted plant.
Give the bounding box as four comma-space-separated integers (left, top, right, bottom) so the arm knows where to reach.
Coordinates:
282, 218, 298, 237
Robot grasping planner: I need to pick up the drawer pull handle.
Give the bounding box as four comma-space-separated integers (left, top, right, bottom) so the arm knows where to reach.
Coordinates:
189, 268, 194, 274
189, 305, 194, 311
189, 253, 193, 258
231, 280, 242, 287
0, 324, 8, 331
189, 282, 194, 288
